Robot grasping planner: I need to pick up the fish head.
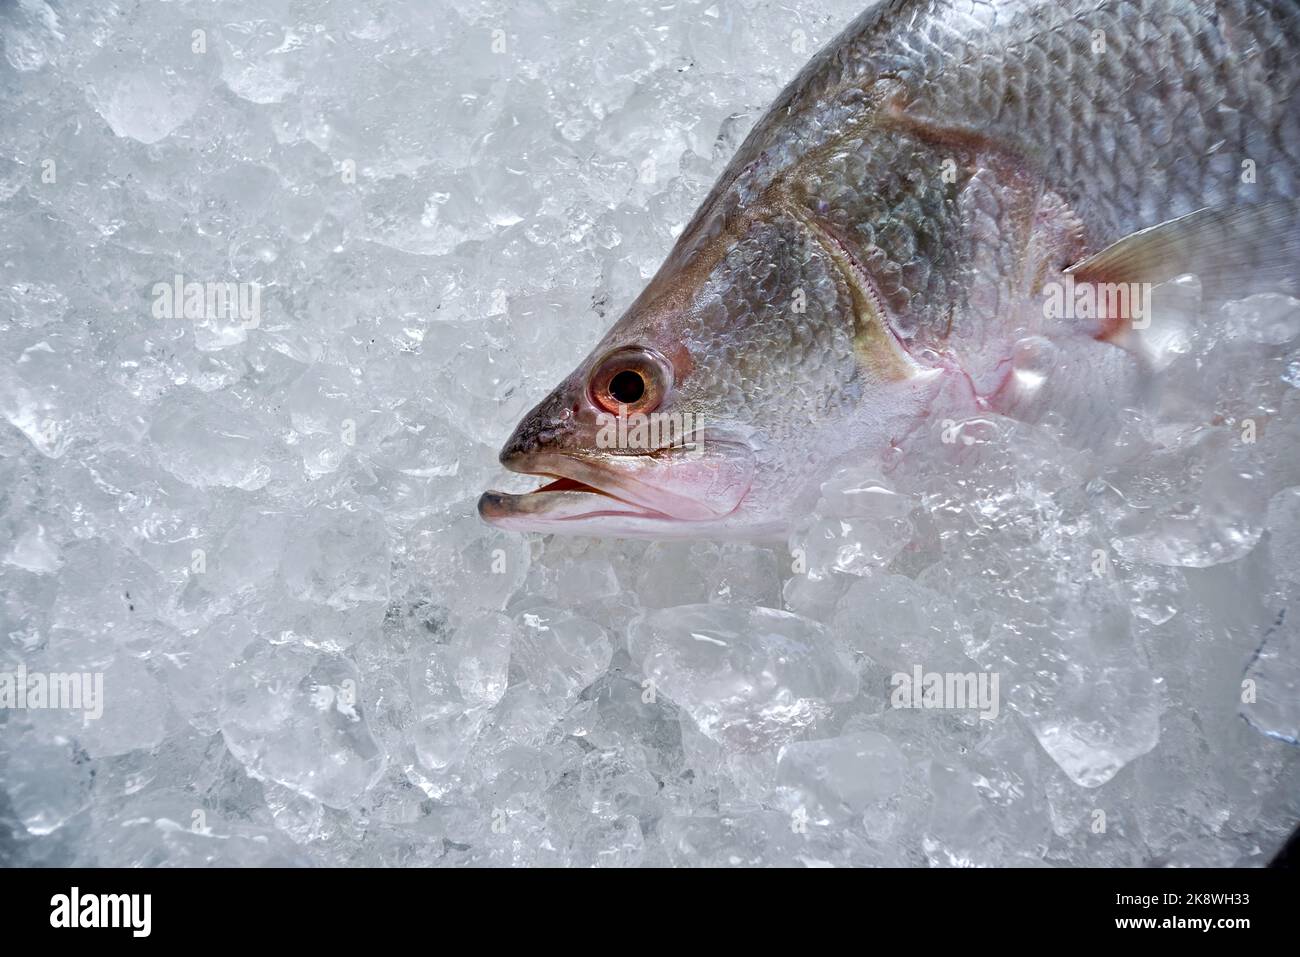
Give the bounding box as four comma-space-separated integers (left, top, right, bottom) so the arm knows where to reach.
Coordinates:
478, 204, 943, 539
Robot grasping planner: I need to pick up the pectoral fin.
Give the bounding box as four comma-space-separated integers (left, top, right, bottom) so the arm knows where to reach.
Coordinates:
1066, 201, 1300, 298
1059, 202, 1299, 362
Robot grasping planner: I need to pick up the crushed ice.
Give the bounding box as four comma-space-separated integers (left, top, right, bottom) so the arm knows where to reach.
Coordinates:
1, 0, 1297, 866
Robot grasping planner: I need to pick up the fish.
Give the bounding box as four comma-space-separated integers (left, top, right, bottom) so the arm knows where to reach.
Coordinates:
479, 0, 1300, 539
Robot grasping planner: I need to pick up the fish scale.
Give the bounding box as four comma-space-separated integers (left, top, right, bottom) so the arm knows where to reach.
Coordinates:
703, 0, 1300, 373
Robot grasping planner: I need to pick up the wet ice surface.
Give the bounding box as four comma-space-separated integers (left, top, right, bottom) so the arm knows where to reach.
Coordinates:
2, 0, 1298, 867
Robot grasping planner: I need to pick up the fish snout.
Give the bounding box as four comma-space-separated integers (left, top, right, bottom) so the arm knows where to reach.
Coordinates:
497, 389, 580, 469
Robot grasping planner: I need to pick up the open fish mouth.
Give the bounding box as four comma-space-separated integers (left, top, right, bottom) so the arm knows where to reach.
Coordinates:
477, 442, 756, 532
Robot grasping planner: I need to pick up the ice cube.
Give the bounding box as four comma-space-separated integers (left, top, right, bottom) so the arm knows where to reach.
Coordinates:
627, 604, 857, 752
776, 731, 907, 822
219, 643, 386, 809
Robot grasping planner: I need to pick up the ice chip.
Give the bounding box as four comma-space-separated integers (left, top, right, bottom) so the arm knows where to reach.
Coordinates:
1240, 610, 1300, 745
1266, 487, 1300, 585
3, 524, 61, 574
627, 604, 858, 752
776, 731, 907, 821
219, 644, 386, 808
510, 608, 612, 704
1221, 293, 1300, 346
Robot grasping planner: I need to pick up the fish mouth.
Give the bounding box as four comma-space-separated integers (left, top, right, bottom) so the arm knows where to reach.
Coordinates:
477, 441, 755, 533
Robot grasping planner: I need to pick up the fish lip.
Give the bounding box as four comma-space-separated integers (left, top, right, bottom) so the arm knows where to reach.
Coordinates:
476, 462, 674, 530
476, 484, 667, 529
478, 440, 755, 529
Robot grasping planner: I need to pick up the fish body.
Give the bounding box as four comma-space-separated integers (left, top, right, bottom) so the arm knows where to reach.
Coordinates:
480, 0, 1300, 538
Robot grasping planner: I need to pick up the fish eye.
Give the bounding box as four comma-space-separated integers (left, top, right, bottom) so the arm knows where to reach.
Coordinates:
589, 346, 671, 416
